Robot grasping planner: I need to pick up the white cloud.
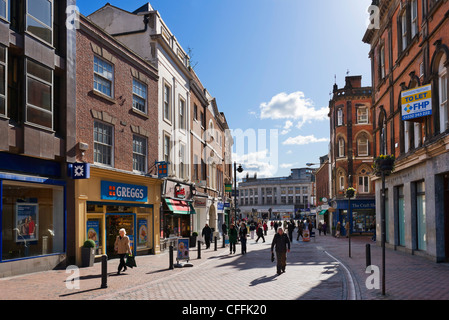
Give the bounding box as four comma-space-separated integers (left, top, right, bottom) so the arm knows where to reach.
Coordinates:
283, 135, 329, 145
259, 91, 328, 128
280, 163, 295, 169
232, 149, 278, 178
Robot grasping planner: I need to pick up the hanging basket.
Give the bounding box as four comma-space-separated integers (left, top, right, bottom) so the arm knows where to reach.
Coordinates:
345, 187, 356, 199
372, 155, 395, 176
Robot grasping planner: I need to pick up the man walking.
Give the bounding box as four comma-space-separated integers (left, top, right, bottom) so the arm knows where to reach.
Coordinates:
271, 227, 290, 275
202, 224, 212, 249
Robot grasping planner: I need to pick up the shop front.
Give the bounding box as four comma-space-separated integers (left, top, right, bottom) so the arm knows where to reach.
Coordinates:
332, 199, 376, 236
160, 179, 196, 251
0, 152, 66, 277
74, 166, 161, 265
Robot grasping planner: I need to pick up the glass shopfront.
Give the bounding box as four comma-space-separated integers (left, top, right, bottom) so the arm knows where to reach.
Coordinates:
1, 180, 65, 261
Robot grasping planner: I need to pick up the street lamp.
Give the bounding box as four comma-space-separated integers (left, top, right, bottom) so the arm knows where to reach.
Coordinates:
234, 162, 243, 225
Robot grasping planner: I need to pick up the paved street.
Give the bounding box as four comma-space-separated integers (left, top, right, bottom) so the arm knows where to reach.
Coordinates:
1, 227, 449, 301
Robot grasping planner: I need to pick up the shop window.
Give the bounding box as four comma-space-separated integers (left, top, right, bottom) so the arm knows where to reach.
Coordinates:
26, 58, 53, 129
1, 181, 64, 261
86, 216, 103, 255
26, 0, 53, 45
415, 181, 426, 251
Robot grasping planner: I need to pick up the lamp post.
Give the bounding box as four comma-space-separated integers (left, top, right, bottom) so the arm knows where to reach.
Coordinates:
234, 162, 243, 225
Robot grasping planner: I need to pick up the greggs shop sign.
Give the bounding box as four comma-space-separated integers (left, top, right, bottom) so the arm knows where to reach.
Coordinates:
101, 181, 148, 202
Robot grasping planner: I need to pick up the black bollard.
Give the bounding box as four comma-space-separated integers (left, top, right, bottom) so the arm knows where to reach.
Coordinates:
101, 254, 108, 289
197, 240, 201, 259
222, 235, 225, 248
366, 244, 371, 268
214, 237, 217, 251
169, 245, 174, 270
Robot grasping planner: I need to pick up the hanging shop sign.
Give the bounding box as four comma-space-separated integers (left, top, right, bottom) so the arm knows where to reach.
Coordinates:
68, 162, 90, 179
101, 181, 148, 202
401, 84, 432, 121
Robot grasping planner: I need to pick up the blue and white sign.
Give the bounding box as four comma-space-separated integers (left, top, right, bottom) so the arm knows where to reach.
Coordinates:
401, 84, 432, 121
101, 181, 148, 202
68, 163, 90, 179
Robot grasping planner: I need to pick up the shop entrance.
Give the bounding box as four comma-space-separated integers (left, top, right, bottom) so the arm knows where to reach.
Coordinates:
106, 214, 135, 259
444, 175, 449, 260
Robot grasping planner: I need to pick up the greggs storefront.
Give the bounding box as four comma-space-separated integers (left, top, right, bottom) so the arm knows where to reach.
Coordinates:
74, 166, 162, 265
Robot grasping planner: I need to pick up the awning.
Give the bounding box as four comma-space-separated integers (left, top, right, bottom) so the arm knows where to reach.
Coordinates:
319, 210, 328, 215
164, 199, 196, 215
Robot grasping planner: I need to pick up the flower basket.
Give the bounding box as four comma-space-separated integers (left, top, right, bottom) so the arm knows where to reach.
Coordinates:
372, 155, 395, 176
345, 187, 356, 199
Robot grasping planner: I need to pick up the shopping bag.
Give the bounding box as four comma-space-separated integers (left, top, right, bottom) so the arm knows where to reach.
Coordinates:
271, 252, 275, 263
126, 254, 137, 268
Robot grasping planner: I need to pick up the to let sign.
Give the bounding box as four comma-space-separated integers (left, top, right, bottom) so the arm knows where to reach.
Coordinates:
401, 84, 432, 121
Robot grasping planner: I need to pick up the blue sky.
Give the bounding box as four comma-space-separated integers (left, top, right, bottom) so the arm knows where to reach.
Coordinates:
77, 0, 372, 179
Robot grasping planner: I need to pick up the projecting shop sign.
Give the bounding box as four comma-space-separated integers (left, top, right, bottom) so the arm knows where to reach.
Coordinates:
401, 84, 432, 121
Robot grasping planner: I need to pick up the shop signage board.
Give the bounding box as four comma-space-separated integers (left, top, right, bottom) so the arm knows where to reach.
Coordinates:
101, 181, 148, 202
401, 84, 432, 121
177, 238, 190, 262
68, 162, 90, 179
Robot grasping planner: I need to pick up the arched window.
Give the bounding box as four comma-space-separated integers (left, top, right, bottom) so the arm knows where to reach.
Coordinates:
337, 108, 344, 126
338, 137, 345, 157
356, 165, 371, 194
337, 169, 346, 191
357, 133, 369, 156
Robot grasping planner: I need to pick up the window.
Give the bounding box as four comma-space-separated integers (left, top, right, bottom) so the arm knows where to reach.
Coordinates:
132, 79, 147, 114
26, 59, 53, 129
357, 107, 368, 124
133, 135, 147, 173
415, 181, 426, 251
163, 134, 170, 163
401, 11, 407, 51
439, 57, 448, 132
0, 46, 6, 117
164, 84, 171, 121
193, 154, 199, 180
26, 0, 52, 44
0, 0, 6, 19
2, 181, 64, 261
339, 175, 345, 191
179, 143, 186, 179
193, 104, 198, 121
179, 98, 185, 130
94, 56, 113, 97
358, 176, 370, 193
337, 108, 343, 126
411, 0, 418, 38
396, 186, 405, 246
338, 138, 345, 157
357, 134, 369, 156
94, 121, 113, 166
380, 46, 386, 80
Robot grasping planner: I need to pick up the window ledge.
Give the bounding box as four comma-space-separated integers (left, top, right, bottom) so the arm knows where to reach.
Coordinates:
131, 108, 149, 119
90, 90, 116, 104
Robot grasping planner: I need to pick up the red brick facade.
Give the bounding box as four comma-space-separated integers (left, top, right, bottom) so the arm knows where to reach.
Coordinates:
76, 16, 159, 173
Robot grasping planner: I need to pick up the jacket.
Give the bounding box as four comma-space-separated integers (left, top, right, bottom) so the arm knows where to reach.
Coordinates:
271, 233, 290, 253
115, 235, 132, 255
228, 227, 238, 243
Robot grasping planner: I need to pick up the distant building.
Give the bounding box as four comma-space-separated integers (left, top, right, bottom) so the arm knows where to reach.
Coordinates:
328, 75, 375, 236
237, 169, 315, 221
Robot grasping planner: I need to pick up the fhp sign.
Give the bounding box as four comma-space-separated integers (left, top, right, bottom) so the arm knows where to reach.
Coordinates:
401, 84, 432, 121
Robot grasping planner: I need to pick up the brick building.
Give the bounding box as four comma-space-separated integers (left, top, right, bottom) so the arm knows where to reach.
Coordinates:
328, 75, 375, 236
363, 0, 449, 262
73, 14, 162, 265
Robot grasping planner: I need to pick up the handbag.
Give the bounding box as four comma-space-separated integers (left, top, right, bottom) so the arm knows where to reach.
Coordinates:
125, 254, 137, 268
271, 252, 275, 263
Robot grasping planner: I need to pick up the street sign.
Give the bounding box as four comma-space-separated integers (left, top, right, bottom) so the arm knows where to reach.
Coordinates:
401, 84, 432, 121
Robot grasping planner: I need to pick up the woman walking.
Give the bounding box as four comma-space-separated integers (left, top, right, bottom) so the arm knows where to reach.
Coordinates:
255, 223, 265, 243
114, 228, 132, 275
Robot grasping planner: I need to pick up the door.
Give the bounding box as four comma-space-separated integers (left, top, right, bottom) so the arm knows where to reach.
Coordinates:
106, 214, 135, 259
445, 175, 449, 259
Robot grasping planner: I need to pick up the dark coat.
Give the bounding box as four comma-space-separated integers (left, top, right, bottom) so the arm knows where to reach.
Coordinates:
202, 226, 212, 238
229, 227, 238, 243
271, 233, 290, 253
